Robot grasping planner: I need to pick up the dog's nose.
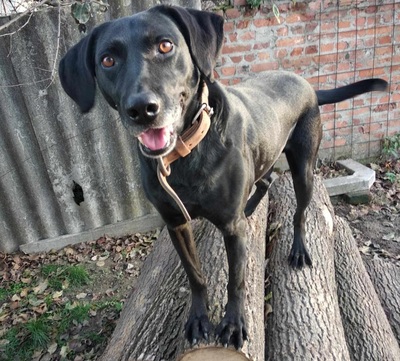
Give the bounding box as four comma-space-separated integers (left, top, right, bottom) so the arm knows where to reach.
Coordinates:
126, 93, 160, 123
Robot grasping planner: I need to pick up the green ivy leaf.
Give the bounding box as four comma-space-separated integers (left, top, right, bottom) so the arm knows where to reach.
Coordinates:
71, 3, 91, 25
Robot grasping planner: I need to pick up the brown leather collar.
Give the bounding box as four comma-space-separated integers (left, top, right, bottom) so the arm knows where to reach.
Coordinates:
158, 82, 213, 176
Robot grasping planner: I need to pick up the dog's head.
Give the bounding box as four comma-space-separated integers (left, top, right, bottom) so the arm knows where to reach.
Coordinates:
59, 5, 224, 157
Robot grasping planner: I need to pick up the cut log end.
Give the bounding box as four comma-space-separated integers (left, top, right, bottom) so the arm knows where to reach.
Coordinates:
177, 346, 251, 361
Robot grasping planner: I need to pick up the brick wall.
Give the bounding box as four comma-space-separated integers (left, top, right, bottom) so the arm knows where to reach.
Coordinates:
213, 0, 400, 161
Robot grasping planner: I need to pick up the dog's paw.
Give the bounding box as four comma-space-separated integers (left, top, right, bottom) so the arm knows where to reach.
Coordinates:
185, 313, 212, 346
215, 313, 248, 349
288, 246, 312, 269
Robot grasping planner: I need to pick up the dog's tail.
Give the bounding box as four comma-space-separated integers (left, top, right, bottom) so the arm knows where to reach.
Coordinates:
316, 78, 388, 106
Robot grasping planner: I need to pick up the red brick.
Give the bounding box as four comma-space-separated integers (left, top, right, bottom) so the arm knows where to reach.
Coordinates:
306, 45, 318, 55
286, 12, 315, 23
338, 41, 350, 50
321, 21, 336, 32
223, 22, 234, 33
316, 53, 338, 64
230, 55, 243, 64
231, 78, 243, 86
251, 62, 279, 73
276, 36, 305, 47
365, 5, 378, 14
225, 8, 241, 20
306, 22, 319, 33
356, 17, 367, 27
277, 27, 288, 36
276, 49, 288, 58
290, 25, 305, 35
254, 18, 276, 28
228, 33, 238, 42
253, 42, 270, 50
244, 54, 256, 62
336, 100, 352, 110
334, 138, 347, 147
237, 20, 250, 29
221, 66, 236, 76
290, 47, 303, 56
222, 44, 252, 54
353, 99, 365, 107
339, 21, 352, 29
357, 68, 376, 78
378, 35, 392, 45
320, 43, 335, 53
239, 31, 255, 41
258, 52, 270, 61
337, 62, 352, 72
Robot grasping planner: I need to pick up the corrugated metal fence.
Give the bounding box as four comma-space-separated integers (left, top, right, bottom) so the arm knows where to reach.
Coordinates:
0, 1, 200, 253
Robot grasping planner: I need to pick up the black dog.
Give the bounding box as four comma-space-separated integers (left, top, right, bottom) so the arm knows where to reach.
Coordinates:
59, 5, 388, 349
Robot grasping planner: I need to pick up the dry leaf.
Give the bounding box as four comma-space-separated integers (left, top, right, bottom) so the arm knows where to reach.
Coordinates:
52, 290, 63, 299
47, 342, 58, 354
76, 293, 87, 299
33, 279, 48, 295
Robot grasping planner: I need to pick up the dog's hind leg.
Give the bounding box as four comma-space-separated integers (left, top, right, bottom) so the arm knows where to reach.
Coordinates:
284, 109, 322, 269
244, 169, 273, 217
168, 223, 211, 345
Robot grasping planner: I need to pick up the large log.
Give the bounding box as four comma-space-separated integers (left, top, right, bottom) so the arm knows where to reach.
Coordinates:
266, 175, 351, 360
100, 195, 268, 361
364, 257, 400, 343
334, 216, 400, 359
266, 174, 400, 360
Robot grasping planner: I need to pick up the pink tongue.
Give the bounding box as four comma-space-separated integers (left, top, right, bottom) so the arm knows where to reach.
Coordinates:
139, 126, 171, 151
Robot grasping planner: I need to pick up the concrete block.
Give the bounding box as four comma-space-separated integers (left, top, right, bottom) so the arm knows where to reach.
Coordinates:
323, 159, 375, 197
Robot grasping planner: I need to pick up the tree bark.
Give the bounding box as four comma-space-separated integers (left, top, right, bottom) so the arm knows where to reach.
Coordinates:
266, 174, 400, 360
333, 216, 400, 360
100, 195, 268, 361
266, 175, 351, 360
363, 257, 400, 343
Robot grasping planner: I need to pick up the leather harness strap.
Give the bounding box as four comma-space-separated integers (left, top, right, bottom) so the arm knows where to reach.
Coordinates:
156, 82, 213, 222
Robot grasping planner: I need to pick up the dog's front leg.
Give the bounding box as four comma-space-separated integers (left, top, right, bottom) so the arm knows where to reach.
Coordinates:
216, 216, 248, 349
168, 223, 210, 345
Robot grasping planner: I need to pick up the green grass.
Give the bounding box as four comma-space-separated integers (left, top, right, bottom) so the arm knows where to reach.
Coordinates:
40, 264, 90, 290
0, 265, 92, 361
59, 302, 91, 334
0, 282, 25, 301
0, 303, 92, 361
1, 317, 50, 361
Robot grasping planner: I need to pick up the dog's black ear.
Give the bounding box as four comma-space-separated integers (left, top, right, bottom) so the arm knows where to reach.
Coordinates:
152, 5, 224, 81
59, 28, 100, 113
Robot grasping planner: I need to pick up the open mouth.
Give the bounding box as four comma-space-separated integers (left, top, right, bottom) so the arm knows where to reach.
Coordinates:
138, 124, 177, 157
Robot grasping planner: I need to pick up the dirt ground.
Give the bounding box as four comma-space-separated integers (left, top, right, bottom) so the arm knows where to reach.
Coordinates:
0, 160, 399, 361
329, 159, 400, 261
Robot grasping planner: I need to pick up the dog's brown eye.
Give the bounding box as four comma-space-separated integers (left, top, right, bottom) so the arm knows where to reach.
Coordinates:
101, 56, 115, 68
158, 41, 173, 54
